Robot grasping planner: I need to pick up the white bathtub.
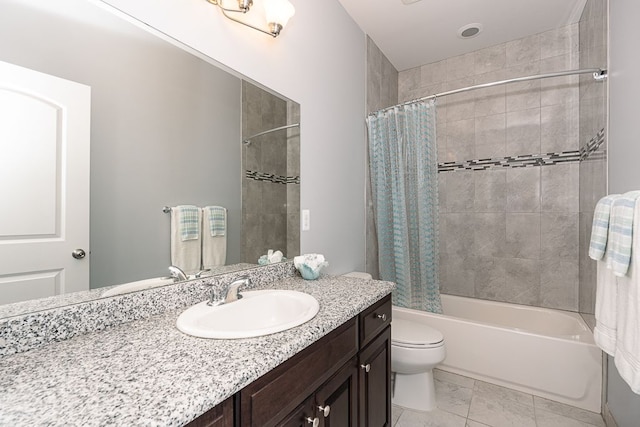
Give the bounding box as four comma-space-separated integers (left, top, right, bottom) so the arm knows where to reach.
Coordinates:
393, 294, 602, 412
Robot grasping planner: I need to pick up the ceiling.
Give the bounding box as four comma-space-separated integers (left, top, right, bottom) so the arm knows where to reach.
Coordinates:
338, 0, 587, 71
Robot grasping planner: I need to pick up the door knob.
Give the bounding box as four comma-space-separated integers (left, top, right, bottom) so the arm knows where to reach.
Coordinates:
375, 313, 387, 321
360, 363, 371, 372
306, 417, 319, 427
318, 405, 331, 417
72, 249, 86, 259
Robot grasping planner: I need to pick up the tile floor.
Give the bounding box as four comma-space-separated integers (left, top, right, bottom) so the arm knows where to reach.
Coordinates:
392, 369, 605, 427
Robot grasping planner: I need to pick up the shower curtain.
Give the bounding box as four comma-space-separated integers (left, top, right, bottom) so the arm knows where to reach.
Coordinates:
366, 99, 442, 313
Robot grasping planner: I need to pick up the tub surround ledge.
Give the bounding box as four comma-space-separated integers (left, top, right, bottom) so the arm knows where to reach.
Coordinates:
0, 273, 394, 427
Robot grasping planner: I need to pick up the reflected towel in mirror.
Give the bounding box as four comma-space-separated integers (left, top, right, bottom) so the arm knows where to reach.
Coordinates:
171, 206, 202, 273
203, 206, 227, 268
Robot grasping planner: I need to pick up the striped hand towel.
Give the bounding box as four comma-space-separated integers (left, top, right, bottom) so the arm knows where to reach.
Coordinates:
589, 195, 620, 260
607, 191, 640, 276
178, 205, 201, 241
206, 206, 226, 237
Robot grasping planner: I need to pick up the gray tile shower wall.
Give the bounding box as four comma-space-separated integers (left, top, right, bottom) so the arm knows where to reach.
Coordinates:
365, 17, 606, 313
396, 24, 584, 311
365, 36, 399, 280
579, 0, 608, 318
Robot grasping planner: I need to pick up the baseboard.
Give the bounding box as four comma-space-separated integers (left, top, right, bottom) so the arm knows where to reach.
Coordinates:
603, 403, 618, 427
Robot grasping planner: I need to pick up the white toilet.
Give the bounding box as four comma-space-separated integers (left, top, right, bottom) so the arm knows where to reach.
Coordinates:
342, 272, 446, 411
391, 317, 445, 411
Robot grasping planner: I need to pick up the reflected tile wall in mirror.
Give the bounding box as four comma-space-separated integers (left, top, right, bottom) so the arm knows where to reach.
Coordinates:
242, 81, 300, 264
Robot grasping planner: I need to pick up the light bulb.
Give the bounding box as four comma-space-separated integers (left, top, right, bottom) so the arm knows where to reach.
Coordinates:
263, 0, 295, 29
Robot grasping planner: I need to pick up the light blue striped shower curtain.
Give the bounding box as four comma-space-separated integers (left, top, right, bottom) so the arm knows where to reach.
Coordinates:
366, 100, 442, 313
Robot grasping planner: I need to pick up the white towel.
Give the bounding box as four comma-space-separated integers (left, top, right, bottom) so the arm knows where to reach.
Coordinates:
606, 191, 640, 276
594, 260, 618, 356
589, 195, 620, 260
170, 206, 202, 273
202, 206, 227, 268
613, 200, 640, 394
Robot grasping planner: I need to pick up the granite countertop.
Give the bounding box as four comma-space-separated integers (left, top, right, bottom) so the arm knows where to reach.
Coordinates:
0, 263, 260, 320
0, 275, 393, 427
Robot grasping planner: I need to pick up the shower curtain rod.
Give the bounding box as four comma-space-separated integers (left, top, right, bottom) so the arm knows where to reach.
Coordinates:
370, 68, 607, 117
243, 123, 300, 145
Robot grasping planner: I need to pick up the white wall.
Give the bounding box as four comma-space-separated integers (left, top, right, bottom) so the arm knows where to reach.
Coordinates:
101, 0, 368, 274
607, 0, 640, 425
609, 0, 640, 192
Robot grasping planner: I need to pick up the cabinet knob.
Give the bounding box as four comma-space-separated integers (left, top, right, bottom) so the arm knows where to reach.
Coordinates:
306, 416, 319, 427
360, 363, 371, 373
318, 405, 331, 417
375, 313, 387, 321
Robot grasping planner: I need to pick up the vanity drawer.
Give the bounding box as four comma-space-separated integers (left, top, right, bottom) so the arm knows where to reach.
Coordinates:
359, 295, 392, 347
239, 318, 358, 427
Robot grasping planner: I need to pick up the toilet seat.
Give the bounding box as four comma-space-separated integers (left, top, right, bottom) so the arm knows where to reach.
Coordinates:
392, 318, 444, 349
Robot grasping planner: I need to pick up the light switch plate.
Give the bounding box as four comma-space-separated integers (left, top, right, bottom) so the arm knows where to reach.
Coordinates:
302, 209, 310, 231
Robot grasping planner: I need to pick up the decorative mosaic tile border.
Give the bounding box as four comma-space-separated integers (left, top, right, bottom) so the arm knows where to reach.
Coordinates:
438, 150, 581, 172
438, 128, 605, 173
245, 170, 300, 184
580, 127, 606, 161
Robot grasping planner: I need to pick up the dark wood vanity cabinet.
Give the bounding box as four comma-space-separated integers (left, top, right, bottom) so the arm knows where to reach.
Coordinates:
187, 395, 234, 427
187, 295, 392, 427
239, 318, 359, 427
358, 327, 391, 427
357, 295, 392, 427
277, 397, 316, 427
277, 361, 359, 427
315, 360, 359, 426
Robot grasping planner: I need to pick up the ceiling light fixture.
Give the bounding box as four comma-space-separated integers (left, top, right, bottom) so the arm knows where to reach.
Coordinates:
206, 0, 295, 38
458, 23, 483, 39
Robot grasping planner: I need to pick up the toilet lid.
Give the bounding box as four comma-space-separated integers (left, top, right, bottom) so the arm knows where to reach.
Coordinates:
392, 318, 444, 348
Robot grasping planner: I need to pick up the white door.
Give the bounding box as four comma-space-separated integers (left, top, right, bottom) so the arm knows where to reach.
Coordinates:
0, 60, 90, 305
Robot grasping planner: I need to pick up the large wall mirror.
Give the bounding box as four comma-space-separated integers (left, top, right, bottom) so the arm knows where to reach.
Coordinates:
0, 0, 300, 316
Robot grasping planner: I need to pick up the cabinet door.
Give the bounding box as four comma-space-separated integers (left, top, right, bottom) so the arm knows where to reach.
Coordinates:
187, 396, 234, 427
240, 320, 357, 427
278, 397, 319, 427
315, 359, 358, 427
358, 326, 391, 427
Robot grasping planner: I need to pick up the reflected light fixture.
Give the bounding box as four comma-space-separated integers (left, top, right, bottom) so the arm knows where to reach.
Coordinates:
206, 0, 295, 37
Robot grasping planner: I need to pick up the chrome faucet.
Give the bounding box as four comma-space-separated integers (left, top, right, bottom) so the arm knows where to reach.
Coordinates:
195, 269, 211, 278
168, 265, 188, 282
208, 275, 251, 306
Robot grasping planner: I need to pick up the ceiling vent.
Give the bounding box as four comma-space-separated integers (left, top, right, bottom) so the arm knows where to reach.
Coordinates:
458, 23, 483, 39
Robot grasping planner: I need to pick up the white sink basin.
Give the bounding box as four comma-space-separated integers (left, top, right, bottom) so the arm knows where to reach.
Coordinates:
176, 290, 320, 339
